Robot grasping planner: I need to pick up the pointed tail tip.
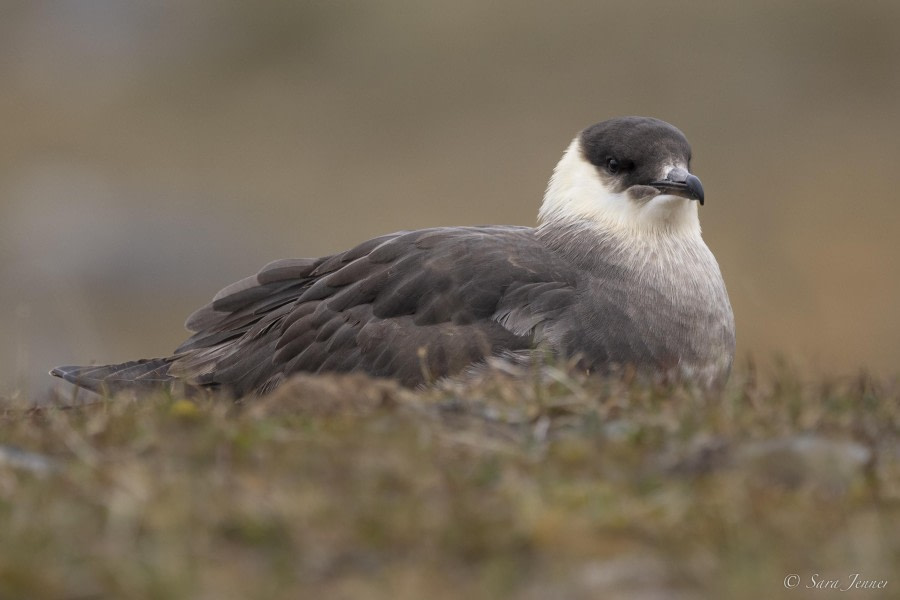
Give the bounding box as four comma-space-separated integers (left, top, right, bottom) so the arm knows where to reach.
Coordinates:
49, 358, 181, 395
50, 365, 74, 380
50, 364, 111, 395
50, 365, 97, 389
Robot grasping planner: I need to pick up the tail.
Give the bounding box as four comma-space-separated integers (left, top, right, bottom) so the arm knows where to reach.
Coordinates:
50, 358, 176, 395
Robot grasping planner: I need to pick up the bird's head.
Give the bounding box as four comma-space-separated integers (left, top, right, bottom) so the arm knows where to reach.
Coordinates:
539, 116, 704, 236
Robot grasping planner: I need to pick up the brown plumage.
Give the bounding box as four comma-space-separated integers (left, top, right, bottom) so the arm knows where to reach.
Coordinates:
51, 117, 735, 396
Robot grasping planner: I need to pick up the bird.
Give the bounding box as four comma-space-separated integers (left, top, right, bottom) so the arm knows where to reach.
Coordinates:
51, 116, 735, 397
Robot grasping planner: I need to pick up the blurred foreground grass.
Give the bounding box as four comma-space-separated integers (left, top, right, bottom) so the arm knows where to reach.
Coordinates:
1, 366, 898, 599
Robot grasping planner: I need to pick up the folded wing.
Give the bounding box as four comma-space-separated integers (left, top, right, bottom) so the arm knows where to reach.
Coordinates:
166, 226, 578, 394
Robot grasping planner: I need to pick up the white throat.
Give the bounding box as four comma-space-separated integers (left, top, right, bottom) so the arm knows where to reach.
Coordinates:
538, 137, 702, 237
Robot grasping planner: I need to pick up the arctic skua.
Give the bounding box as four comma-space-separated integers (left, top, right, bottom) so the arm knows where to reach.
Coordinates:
52, 116, 735, 396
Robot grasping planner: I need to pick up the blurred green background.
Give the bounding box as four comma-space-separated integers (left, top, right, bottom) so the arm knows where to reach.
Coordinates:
2, 1, 899, 394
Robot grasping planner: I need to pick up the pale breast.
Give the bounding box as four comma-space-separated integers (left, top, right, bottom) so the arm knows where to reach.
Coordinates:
548, 230, 735, 386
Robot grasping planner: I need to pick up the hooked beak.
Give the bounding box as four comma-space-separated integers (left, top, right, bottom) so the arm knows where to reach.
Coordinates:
650, 167, 705, 205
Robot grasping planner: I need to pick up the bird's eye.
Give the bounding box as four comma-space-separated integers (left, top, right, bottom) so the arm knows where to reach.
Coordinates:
606, 158, 620, 174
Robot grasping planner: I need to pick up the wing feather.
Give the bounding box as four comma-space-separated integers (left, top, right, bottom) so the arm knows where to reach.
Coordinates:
257, 257, 318, 284
169, 226, 580, 393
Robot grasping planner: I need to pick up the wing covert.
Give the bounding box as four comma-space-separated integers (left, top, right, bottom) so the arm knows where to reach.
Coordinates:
171, 226, 580, 393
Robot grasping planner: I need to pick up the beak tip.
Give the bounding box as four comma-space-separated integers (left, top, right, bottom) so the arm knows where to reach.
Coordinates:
684, 173, 704, 206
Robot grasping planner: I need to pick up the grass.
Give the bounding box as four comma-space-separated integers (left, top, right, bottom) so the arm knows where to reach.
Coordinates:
1, 364, 898, 599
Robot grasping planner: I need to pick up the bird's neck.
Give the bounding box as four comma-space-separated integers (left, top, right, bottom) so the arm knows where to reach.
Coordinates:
536, 217, 711, 277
